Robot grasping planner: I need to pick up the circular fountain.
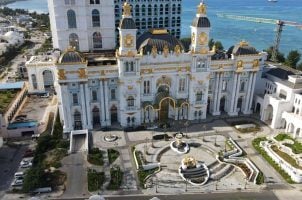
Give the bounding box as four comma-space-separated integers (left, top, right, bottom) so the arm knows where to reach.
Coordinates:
104, 133, 118, 142
178, 156, 210, 186
170, 133, 189, 154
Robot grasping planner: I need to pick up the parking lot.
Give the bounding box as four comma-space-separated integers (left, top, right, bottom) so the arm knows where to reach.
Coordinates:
0, 143, 29, 198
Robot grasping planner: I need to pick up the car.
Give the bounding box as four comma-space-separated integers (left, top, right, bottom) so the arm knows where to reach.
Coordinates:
31, 134, 40, 140
23, 149, 34, 158
20, 161, 32, 168
11, 179, 23, 187
14, 172, 25, 179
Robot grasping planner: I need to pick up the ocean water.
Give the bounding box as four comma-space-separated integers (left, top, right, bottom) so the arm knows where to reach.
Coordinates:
6, 0, 302, 54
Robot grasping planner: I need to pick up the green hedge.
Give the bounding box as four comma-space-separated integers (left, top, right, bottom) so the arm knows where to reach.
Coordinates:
274, 134, 293, 142
138, 168, 158, 188
108, 149, 120, 164
88, 148, 104, 166
87, 169, 105, 192
252, 137, 295, 184
107, 167, 123, 190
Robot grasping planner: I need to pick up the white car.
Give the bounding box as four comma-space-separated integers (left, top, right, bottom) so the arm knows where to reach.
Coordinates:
11, 179, 23, 187
20, 158, 33, 168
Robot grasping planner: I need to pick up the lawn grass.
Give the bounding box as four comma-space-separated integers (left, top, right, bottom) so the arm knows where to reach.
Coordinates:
252, 137, 295, 184
271, 145, 302, 170
0, 91, 17, 113
88, 148, 104, 166
107, 167, 123, 190
87, 169, 105, 192
274, 134, 293, 142
137, 167, 159, 188
275, 133, 302, 154
108, 149, 120, 164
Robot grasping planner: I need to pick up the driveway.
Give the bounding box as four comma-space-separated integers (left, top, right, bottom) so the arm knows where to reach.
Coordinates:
60, 152, 89, 199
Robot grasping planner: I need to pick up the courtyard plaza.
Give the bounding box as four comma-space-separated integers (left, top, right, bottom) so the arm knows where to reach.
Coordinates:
91, 114, 291, 195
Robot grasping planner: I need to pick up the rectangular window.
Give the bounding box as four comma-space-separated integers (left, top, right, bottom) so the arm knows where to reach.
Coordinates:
179, 78, 185, 92
65, 0, 70, 5
72, 93, 78, 104
125, 62, 135, 72
92, 90, 97, 101
70, 0, 75, 5
144, 81, 150, 94
111, 89, 116, 100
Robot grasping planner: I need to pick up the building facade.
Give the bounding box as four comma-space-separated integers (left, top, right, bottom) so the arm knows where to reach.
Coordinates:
48, 0, 182, 52
27, 2, 266, 133
255, 64, 302, 139
114, 0, 182, 44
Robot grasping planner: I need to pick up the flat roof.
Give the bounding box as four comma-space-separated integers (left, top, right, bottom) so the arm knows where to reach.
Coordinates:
0, 82, 24, 90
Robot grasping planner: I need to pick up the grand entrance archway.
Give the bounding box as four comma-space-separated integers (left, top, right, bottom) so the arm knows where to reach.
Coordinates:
110, 105, 118, 124
92, 106, 100, 128
158, 97, 176, 122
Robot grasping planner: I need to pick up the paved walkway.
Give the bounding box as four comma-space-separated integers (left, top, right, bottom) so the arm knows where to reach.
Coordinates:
60, 152, 89, 199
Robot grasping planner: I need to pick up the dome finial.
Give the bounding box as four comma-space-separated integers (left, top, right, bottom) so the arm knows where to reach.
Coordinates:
123, 2, 132, 17
197, 1, 207, 15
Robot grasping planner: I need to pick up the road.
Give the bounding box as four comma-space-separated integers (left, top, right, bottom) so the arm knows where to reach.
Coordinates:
54, 191, 279, 200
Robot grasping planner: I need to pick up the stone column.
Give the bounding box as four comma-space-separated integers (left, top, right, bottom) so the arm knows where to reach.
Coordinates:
233, 73, 242, 114
84, 83, 92, 129
99, 80, 106, 126
80, 83, 88, 129
248, 73, 257, 111
229, 73, 239, 116
61, 84, 72, 131
215, 73, 223, 115
104, 79, 110, 126
243, 72, 254, 114
212, 72, 220, 115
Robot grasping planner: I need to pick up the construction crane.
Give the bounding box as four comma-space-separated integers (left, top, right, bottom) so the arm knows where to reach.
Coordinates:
217, 13, 302, 62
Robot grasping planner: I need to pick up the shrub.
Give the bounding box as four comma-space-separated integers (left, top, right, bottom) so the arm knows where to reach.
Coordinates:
87, 169, 105, 192
108, 149, 120, 164
87, 148, 104, 166
137, 168, 158, 188
107, 167, 123, 190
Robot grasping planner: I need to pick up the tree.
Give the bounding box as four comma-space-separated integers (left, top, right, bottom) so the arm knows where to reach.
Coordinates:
265, 46, 285, 62
285, 50, 301, 69
208, 38, 215, 50
214, 41, 224, 51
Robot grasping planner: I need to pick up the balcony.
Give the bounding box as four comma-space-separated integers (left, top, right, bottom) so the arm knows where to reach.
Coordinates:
126, 106, 137, 111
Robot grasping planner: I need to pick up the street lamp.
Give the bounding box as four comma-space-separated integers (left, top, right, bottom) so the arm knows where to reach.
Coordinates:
185, 179, 188, 192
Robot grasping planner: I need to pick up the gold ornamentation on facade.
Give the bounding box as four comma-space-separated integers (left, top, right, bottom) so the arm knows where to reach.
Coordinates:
206, 74, 211, 80
151, 29, 168, 35
127, 51, 135, 57
197, 3, 207, 15
174, 45, 181, 56
253, 59, 259, 68
124, 34, 134, 48
237, 60, 244, 69
57, 69, 66, 80
192, 32, 195, 43
151, 45, 157, 58
78, 68, 87, 79
200, 48, 208, 54
163, 45, 169, 57
198, 32, 208, 45
127, 85, 133, 90
219, 64, 224, 70
186, 66, 191, 72
122, 2, 132, 16
198, 80, 204, 85
100, 70, 105, 76
156, 76, 172, 87
239, 40, 249, 47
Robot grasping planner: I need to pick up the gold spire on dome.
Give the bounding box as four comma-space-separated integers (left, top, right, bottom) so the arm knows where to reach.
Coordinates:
123, 2, 132, 17
239, 40, 249, 47
197, 1, 207, 15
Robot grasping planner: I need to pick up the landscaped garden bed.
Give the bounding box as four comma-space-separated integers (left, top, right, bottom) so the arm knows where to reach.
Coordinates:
87, 169, 105, 192
271, 145, 302, 170
275, 133, 302, 154
108, 148, 120, 164
252, 137, 295, 183
88, 148, 104, 166
107, 166, 123, 190
138, 167, 159, 188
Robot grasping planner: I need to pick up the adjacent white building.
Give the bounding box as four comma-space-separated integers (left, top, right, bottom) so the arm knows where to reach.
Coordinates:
26, 2, 267, 133
255, 63, 302, 138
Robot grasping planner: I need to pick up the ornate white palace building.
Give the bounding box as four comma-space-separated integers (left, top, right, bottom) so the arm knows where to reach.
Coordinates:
26, 1, 267, 132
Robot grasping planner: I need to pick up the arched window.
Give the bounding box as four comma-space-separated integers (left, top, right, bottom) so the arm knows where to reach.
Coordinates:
127, 96, 135, 107
154, 4, 158, 15
159, 4, 163, 15
154, 18, 158, 28
111, 89, 116, 100
135, 5, 140, 16
142, 5, 146, 16
196, 92, 202, 102
115, 5, 120, 17
148, 5, 152, 15
74, 110, 82, 130
67, 9, 77, 28
165, 4, 169, 14
93, 32, 102, 49
92, 90, 97, 101
92, 9, 100, 27
164, 17, 169, 27
69, 33, 79, 50
31, 74, 37, 89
